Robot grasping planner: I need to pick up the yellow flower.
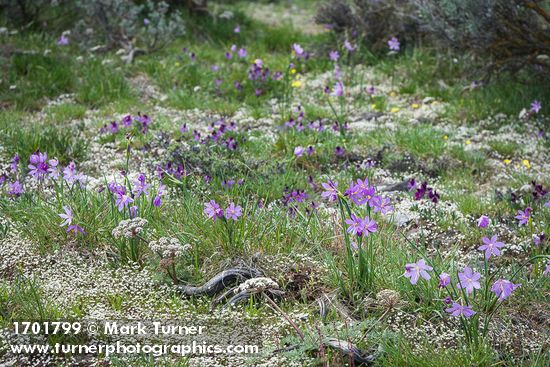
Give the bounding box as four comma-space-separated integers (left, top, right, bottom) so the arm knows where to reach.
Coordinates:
522, 159, 531, 169
390, 91, 397, 97
431, 101, 439, 105
465, 140, 471, 145
391, 107, 400, 113
411, 103, 420, 109
503, 159, 511, 165
175, 61, 181, 67
443, 135, 448, 140
290, 68, 297, 74
291, 80, 302, 88
371, 104, 377, 110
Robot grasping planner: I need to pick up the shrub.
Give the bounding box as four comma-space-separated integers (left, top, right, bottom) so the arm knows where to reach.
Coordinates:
73, 0, 185, 58
315, 0, 423, 51
417, 0, 550, 78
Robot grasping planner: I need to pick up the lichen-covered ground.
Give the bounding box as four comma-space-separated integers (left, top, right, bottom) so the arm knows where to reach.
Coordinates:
0, 1, 549, 366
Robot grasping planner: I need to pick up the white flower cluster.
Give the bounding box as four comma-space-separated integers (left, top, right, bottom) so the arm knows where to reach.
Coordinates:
148, 237, 190, 258
237, 277, 279, 292
111, 217, 148, 239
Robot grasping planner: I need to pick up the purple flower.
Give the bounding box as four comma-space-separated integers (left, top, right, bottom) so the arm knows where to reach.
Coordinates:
238, 48, 247, 58
515, 207, 531, 225
478, 235, 505, 260
371, 196, 393, 215
132, 173, 151, 198
10, 153, 19, 173
204, 200, 223, 220
67, 224, 85, 235
115, 192, 134, 212
294, 146, 305, 157
491, 279, 521, 301
404, 259, 433, 285
143, 18, 150, 25
407, 178, 416, 191
335, 146, 345, 156
438, 272, 451, 288
306, 146, 315, 156
458, 267, 481, 294
445, 302, 476, 318
331, 82, 344, 97
533, 233, 545, 246
366, 86, 375, 95
58, 205, 73, 227
321, 180, 339, 201
47, 158, 59, 179
234, 25, 240, 33
329, 50, 339, 61
180, 123, 189, 133
225, 52, 232, 60
292, 43, 304, 58
121, 114, 132, 127
225, 202, 243, 221
28, 151, 49, 180
8, 181, 23, 196
153, 184, 165, 207
477, 215, 490, 228
343, 40, 356, 52
57, 34, 69, 46
388, 37, 400, 51
544, 260, 550, 276
530, 100, 541, 113
345, 214, 364, 237
129, 206, 138, 218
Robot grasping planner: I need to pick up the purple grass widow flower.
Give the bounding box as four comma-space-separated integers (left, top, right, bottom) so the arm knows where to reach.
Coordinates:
238, 48, 247, 58
225, 202, 243, 221
371, 196, 393, 215
129, 205, 138, 218
153, 184, 165, 207
331, 81, 344, 97
57, 34, 69, 45
477, 215, 490, 228
294, 146, 305, 157
306, 146, 315, 156
329, 50, 339, 61
545, 201, 550, 208
180, 123, 188, 133
143, 18, 150, 25
404, 259, 433, 285
231, 44, 237, 52
515, 207, 531, 225
439, 272, 451, 288
532, 233, 545, 246
445, 302, 475, 318
121, 114, 132, 127
388, 37, 400, 51
28, 151, 49, 180
115, 191, 134, 212
292, 43, 304, 58
458, 266, 481, 294
204, 200, 223, 220
443, 296, 452, 305
321, 180, 339, 201
344, 40, 356, 52
530, 100, 541, 113
478, 235, 505, 260
234, 25, 240, 33
345, 214, 364, 237
132, 173, 151, 198
225, 52, 232, 60
0, 175, 6, 186
48, 158, 59, 179
8, 181, 23, 196
491, 279, 521, 301
544, 260, 550, 276
10, 153, 19, 173
335, 146, 345, 156
366, 86, 375, 95
407, 178, 416, 191
67, 224, 85, 235
58, 205, 73, 227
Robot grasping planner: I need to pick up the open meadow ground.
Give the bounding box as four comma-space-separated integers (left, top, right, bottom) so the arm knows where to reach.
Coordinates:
0, 1, 549, 366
